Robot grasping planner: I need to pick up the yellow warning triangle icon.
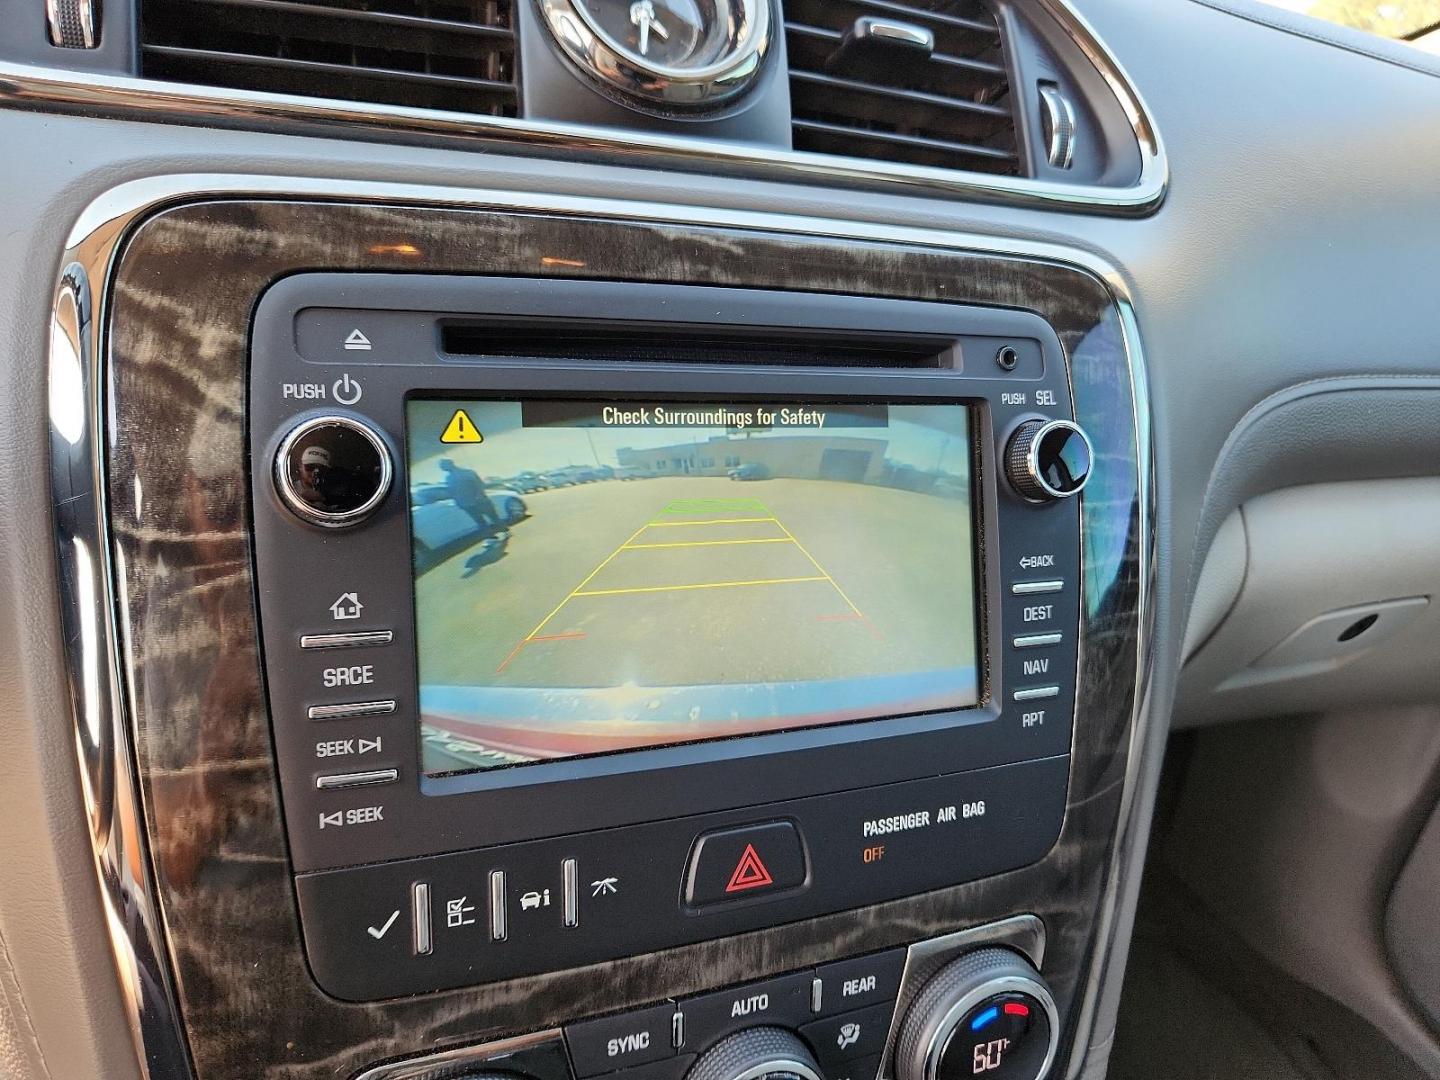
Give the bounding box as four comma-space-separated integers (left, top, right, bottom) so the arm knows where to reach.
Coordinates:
440, 409, 483, 444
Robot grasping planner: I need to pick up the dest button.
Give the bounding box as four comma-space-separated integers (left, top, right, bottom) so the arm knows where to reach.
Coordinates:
683, 821, 807, 909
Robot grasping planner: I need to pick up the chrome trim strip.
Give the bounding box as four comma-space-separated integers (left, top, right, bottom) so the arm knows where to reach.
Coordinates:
54, 172, 1154, 1080
49, 263, 196, 1078
1011, 685, 1060, 702
299, 629, 395, 649
412, 882, 433, 956
315, 768, 400, 790
307, 699, 399, 721
562, 857, 580, 929
4, 0, 1165, 215
1012, 632, 1063, 649
490, 869, 508, 941
1011, 580, 1065, 595
1062, 288, 1158, 1080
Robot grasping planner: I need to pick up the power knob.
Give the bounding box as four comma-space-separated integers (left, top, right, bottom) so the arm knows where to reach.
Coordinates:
895, 948, 1059, 1080
685, 1027, 823, 1080
1005, 420, 1093, 502
274, 414, 393, 528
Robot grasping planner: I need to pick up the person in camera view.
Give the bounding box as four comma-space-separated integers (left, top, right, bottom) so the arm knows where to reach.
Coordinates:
294, 444, 333, 509
295, 442, 370, 511
439, 458, 501, 533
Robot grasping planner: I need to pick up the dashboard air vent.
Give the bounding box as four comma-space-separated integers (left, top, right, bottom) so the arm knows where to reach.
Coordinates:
139, 0, 517, 117
784, 0, 1019, 175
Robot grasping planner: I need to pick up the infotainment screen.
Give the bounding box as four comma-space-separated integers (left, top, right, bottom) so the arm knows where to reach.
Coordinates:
406, 398, 980, 779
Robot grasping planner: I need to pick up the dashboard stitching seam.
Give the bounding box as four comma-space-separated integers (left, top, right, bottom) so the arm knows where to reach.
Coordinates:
0, 923, 56, 1080
1186, 0, 1440, 79
1182, 374, 1440, 628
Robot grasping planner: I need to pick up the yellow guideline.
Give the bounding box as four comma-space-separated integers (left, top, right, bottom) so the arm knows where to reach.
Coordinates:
439, 409, 483, 444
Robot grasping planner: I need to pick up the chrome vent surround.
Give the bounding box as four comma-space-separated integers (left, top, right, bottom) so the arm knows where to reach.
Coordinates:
139, 0, 517, 116
784, 0, 1019, 175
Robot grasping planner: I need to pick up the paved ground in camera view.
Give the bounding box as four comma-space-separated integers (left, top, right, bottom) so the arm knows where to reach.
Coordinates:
413, 476, 976, 689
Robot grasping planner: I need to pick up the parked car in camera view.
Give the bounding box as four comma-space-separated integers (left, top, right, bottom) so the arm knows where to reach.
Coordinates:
410, 480, 527, 572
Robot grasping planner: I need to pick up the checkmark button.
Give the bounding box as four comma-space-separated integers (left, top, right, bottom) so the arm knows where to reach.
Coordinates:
366, 909, 400, 940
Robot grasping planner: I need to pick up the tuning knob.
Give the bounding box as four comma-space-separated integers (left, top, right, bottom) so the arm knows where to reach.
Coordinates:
1005, 420, 1093, 502
686, 1027, 823, 1080
895, 948, 1059, 1080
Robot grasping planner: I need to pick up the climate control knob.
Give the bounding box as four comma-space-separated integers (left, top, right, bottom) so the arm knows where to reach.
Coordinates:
686, 1027, 823, 1080
895, 948, 1058, 1080
274, 413, 393, 528
1005, 419, 1093, 502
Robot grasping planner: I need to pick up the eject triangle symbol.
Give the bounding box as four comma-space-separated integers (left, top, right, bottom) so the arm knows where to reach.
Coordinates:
725, 844, 774, 893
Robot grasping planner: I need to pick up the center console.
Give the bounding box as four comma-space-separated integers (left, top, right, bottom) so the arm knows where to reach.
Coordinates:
248, 276, 1088, 1003
58, 182, 1147, 1080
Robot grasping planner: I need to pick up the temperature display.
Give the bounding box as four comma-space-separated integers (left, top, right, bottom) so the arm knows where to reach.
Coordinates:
939, 993, 1050, 1080
973, 1037, 1011, 1074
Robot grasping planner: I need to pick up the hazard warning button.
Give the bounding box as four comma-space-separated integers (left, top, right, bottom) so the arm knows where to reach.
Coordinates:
684, 821, 807, 909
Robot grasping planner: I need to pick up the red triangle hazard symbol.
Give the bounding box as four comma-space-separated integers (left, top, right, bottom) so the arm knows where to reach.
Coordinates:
725, 844, 775, 893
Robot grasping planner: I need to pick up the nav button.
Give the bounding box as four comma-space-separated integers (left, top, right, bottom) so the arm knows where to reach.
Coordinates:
684, 821, 807, 909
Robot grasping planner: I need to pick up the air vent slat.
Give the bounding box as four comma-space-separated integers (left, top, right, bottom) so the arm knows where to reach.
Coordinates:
784, 0, 1020, 176
793, 118, 1017, 166
792, 69, 1009, 120
143, 45, 517, 96
172, 0, 515, 42
140, 0, 516, 116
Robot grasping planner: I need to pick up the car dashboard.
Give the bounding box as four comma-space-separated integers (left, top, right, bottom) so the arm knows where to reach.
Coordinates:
4, 3, 1440, 1080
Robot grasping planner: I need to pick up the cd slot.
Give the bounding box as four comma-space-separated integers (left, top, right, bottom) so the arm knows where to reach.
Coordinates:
439, 320, 956, 369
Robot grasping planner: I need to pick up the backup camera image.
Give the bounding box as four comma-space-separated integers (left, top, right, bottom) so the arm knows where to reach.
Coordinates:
407, 398, 980, 778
